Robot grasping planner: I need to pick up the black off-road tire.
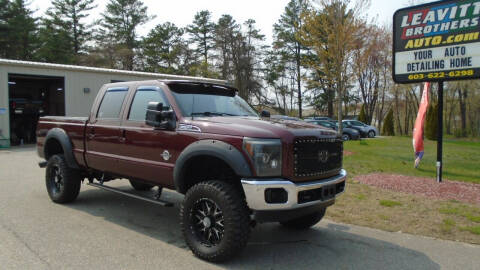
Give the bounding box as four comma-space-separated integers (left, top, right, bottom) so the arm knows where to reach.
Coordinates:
180, 181, 251, 262
45, 154, 81, 203
280, 208, 326, 230
129, 179, 154, 191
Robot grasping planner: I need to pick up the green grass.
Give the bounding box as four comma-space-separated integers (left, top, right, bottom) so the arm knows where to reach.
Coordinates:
461, 226, 480, 235
379, 200, 402, 207
439, 202, 480, 223
441, 218, 456, 233
343, 136, 480, 183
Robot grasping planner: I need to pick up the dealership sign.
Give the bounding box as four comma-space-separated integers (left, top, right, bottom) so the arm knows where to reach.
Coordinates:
393, 0, 480, 83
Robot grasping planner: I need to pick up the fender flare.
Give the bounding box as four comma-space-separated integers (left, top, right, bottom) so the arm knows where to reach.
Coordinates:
44, 128, 80, 169
173, 140, 252, 193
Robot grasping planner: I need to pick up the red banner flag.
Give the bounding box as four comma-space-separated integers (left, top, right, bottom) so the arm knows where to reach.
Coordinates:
413, 82, 430, 168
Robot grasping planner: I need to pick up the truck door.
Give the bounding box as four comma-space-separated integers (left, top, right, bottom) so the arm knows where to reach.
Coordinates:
116, 86, 177, 186
85, 86, 129, 174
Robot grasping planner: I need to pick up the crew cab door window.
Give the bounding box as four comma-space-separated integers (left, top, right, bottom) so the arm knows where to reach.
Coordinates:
128, 87, 168, 121
97, 87, 128, 119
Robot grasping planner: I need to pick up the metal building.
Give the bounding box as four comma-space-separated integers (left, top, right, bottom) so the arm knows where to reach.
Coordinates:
0, 59, 224, 148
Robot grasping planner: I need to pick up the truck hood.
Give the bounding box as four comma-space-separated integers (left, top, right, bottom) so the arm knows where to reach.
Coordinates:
181, 116, 337, 140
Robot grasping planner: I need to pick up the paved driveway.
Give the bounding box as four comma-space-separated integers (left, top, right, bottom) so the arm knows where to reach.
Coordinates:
0, 147, 479, 269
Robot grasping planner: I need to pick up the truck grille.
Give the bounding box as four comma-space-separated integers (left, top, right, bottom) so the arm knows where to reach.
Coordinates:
293, 138, 343, 178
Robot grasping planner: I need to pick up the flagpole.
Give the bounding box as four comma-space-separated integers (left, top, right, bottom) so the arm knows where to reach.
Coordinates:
436, 81, 444, 183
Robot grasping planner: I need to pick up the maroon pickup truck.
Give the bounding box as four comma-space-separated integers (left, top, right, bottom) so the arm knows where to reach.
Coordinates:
37, 80, 346, 262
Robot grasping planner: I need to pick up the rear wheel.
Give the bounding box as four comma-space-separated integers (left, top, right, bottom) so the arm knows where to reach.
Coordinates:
180, 180, 251, 262
129, 179, 154, 191
280, 208, 326, 230
45, 154, 81, 203
341, 133, 350, 141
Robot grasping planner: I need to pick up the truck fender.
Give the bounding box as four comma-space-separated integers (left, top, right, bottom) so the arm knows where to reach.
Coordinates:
173, 140, 252, 193
44, 128, 80, 169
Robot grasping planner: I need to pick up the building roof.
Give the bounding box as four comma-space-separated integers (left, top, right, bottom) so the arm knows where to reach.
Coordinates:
0, 58, 227, 84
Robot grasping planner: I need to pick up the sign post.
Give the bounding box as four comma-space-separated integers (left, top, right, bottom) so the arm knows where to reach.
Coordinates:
393, 0, 480, 182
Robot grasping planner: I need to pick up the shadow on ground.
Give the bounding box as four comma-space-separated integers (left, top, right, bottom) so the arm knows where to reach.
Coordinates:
66, 184, 440, 270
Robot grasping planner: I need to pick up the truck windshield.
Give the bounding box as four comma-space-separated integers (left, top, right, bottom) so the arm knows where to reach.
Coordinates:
172, 92, 258, 117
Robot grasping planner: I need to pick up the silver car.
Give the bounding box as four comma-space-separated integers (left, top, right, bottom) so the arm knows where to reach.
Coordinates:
342, 120, 379, 138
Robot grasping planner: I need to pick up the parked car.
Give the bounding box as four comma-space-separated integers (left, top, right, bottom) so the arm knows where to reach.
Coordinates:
306, 120, 360, 141
36, 80, 347, 262
342, 120, 378, 138
305, 116, 333, 121
271, 115, 302, 121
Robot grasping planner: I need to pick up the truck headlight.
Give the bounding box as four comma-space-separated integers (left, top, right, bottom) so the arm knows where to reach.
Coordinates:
243, 138, 282, 177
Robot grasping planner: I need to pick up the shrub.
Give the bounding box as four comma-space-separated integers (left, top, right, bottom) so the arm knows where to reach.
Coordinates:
425, 103, 438, 140
382, 108, 395, 136
358, 104, 367, 123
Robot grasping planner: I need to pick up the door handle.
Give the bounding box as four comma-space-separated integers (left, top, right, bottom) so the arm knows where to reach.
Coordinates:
87, 128, 95, 140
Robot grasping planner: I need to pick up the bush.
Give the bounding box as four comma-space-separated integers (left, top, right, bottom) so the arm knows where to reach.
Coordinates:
382, 108, 395, 136
425, 103, 438, 140
358, 104, 367, 123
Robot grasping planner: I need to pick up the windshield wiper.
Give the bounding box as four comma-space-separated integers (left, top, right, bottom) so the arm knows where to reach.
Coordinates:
191, 112, 238, 117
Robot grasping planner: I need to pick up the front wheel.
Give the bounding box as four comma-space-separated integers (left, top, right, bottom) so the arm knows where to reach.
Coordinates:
45, 154, 81, 203
368, 130, 376, 138
280, 208, 326, 230
341, 133, 350, 141
180, 181, 251, 262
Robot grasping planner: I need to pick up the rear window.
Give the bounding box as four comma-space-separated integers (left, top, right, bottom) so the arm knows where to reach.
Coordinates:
97, 87, 128, 119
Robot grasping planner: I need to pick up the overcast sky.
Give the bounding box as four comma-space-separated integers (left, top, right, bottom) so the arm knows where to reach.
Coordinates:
31, 0, 437, 44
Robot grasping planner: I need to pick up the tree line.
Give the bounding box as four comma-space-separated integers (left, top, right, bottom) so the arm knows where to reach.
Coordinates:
1, 0, 478, 137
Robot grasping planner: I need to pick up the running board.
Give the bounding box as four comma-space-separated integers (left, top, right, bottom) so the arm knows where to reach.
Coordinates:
87, 182, 173, 207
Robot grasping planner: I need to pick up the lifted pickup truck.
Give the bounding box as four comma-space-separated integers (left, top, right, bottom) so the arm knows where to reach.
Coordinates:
37, 80, 346, 262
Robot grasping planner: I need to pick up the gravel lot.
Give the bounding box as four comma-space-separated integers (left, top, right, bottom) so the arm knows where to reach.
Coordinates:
1, 146, 479, 269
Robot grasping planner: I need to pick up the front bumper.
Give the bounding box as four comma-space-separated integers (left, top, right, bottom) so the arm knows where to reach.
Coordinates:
241, 169, 347, 211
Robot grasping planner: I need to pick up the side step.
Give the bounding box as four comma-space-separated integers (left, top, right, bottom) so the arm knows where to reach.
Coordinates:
87, 182, 174, 207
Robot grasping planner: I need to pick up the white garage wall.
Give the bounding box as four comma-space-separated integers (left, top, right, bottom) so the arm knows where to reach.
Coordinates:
0, 59, 226, 148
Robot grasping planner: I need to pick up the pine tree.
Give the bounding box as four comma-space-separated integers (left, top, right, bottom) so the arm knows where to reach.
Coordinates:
358, 104, 367, 123
37, 16, 75, 64
100, 0, 153, 70
186, 10, 215, 76
1, 0, 38, 60
273, 0, 309, 118
425, 103, 438, 140
382, 108, 395, 136
39, 0, 96, 63
142, 22, 185, 74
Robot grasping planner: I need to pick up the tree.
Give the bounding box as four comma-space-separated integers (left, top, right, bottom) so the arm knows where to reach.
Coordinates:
1, 0, 38, 60
300, 0, 367, 133
37, 0, 96, 64
382, 108, 394, 136
358, 104, 367, 123
187, 10, 215, 76
37, 15, 75, 64
99, 0, 153, 70
273, 0, 309, 118
142, 22, 185, 74
425, 103, 438, 140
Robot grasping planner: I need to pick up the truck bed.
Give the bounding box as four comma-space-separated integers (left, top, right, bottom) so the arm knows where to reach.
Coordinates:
37, 116, 88, 167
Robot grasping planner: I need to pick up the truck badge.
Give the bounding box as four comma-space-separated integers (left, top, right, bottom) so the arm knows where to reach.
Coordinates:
318, 150, 329, 163
162, 150, 171, 161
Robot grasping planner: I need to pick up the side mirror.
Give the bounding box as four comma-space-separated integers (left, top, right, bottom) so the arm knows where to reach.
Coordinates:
260, 110, 270, 118
146, 102, 176, 130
